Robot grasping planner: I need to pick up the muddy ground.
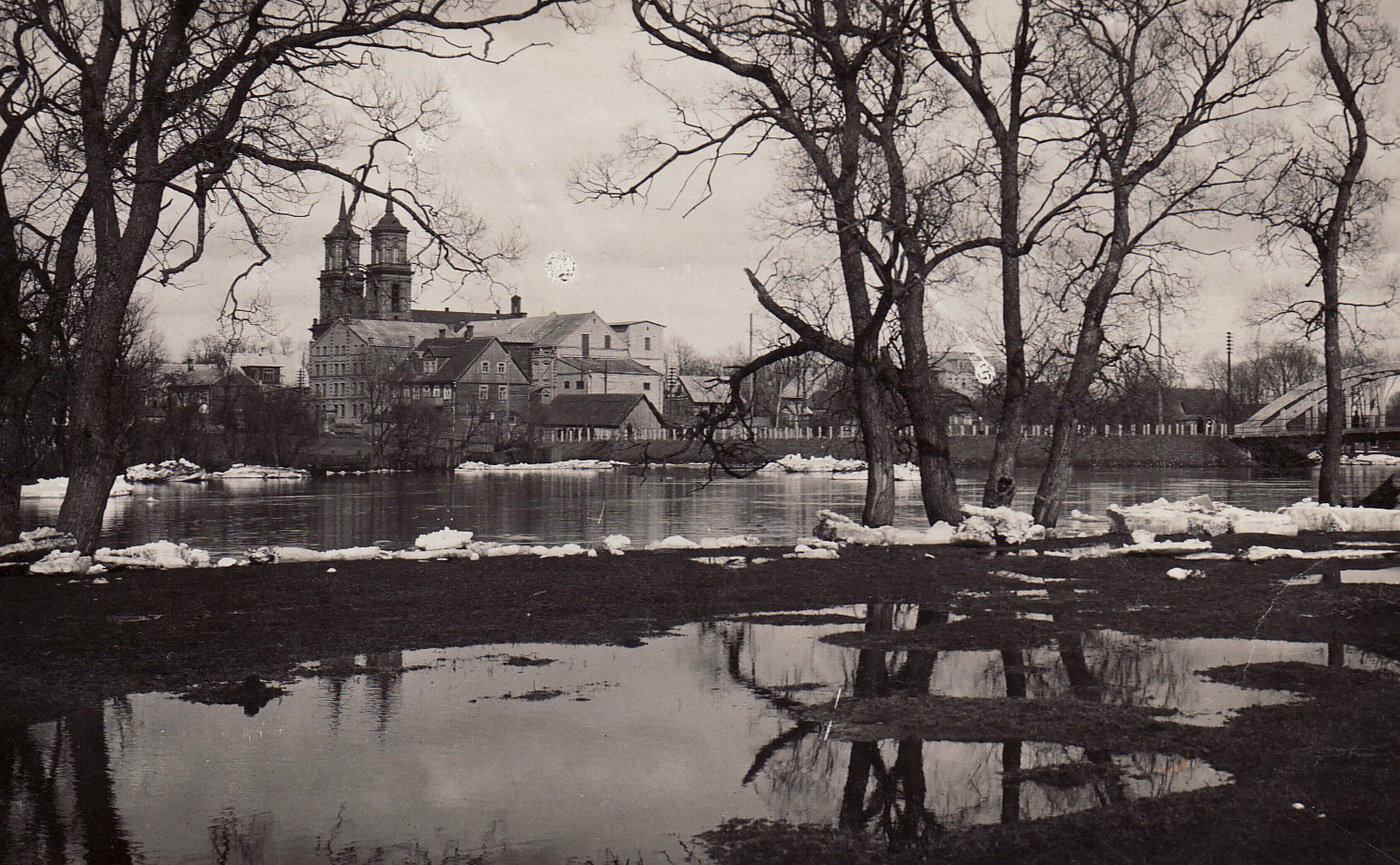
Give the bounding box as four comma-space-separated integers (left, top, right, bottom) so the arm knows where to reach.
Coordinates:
4, 532, 1400, 863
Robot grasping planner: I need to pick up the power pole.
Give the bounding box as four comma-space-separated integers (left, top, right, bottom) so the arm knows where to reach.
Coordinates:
1226, 332, 1234, 435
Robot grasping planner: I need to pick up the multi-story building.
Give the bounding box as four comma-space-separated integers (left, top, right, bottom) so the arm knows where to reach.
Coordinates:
307, 196, 524, 431
467, 312, 666, 405
395, 336, 532, 442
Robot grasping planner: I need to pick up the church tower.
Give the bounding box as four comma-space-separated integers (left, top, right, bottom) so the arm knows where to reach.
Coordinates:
366, 200, 412, 321
317, 193, 364, 327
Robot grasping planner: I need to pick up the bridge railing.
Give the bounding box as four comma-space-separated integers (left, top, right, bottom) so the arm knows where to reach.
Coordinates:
1236, 414, 1400, 436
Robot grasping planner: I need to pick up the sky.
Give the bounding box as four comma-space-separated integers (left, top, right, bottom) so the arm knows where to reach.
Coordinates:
141, 0, 1400, 372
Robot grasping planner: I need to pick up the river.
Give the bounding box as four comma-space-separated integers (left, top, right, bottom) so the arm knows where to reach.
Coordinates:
18, 464, 1392, 557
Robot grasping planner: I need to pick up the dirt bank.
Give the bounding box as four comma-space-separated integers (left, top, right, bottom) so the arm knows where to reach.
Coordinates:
5, 533, 1400, 862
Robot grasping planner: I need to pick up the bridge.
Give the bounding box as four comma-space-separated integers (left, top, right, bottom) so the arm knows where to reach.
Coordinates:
1233, 361, 1400, 448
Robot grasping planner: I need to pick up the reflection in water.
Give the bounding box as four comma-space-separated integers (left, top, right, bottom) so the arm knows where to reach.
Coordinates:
18, 466, 1386, 556
5, 614, 1395, 863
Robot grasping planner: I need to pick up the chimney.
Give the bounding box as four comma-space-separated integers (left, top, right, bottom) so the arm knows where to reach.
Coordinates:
438, 328, 446, 338
511, 294, 522, 316
463, 324, 475, 339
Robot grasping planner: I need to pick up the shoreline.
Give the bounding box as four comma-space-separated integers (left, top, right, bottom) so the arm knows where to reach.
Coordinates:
7, 532, 1400, 862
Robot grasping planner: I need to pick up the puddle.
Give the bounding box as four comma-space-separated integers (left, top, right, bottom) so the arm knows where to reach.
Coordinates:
4, 608, 1395, 862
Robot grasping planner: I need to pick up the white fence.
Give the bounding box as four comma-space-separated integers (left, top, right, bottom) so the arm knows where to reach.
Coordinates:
543, 421, 1226, 443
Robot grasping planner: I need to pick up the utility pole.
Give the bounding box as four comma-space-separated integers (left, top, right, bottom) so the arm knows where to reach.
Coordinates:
1226, 332, 1234, 435
1156, 297, 1164, 425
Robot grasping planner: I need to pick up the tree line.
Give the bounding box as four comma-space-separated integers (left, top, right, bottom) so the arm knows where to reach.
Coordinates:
584, 0, 1395, 527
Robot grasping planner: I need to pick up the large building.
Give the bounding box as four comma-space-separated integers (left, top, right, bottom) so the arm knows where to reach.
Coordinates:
307, 196, 666, 434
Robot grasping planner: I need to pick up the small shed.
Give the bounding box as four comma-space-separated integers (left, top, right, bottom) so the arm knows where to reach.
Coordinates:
537, 393, 664, 441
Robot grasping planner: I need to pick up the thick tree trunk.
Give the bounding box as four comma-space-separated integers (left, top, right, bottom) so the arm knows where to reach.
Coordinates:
854, 365, 898, 528
58, 270, 137, 552
983, 144, 1027, 508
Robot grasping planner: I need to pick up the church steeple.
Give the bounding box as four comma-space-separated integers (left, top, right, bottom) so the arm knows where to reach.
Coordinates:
366, 196, 412, 320
316, 190, 365, 332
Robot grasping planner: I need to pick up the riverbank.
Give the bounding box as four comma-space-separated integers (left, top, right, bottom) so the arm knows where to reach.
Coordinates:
5, 531, 1400, 862
538, 432, 1255, 469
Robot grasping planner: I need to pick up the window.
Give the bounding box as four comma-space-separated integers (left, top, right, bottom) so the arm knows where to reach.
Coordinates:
481, 361, 490, 374
643, 382, 652, 391
498, 384, 508, 400
581, 333, 590, 357
644, 337, 652, 351
563, 381, 571, 389
603, 335, 612, 350
577, 379, 586, 392
496, 361, 506, 375
478, 384, 489, 400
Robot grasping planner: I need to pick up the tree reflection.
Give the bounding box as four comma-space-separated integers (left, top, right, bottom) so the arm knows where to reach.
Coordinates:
0, 703, 135, 863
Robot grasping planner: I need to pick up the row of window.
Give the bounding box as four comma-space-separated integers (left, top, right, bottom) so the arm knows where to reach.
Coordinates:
403, 384, 513, 401
560, 379, 653, 392
323, 402, 521, 423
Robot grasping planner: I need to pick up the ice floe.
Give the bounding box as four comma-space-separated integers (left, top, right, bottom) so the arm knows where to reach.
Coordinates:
210, 464, 309, 480
28, 550, 94, 575
600, 535, 632, 555
1107, 496, 1298, 537
953, 506, 1046, 546
414, 528, 475, 551
644, 534, 758, 551
21, 476, 133, 499
95, 540, 211, 569
124, 458, 206, 483
454, 459, 624, 472
784, 544, 840, 560
1239, 545, 1397, 562
1342, 452, 1400, 466
759, 454, 921, 480
813, 510, 956, 546
1283, 500, 1400, 533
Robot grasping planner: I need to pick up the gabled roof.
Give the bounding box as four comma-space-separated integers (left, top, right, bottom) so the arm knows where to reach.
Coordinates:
539, 393, 662, 427
157, 362, 223, 387
470, 312, 600, 347
677, 374, 731, 405
399, 337, 510, 384
556, 356, 659, 376
344, 319, 446, 347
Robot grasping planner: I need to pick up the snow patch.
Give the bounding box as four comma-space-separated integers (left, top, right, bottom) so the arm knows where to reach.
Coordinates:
1239, 545, 1397, 562
646, 535, 702, 550
21, 476, 133, 499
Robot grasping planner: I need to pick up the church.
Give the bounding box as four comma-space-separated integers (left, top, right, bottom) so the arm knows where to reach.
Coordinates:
307, 195, 666, 439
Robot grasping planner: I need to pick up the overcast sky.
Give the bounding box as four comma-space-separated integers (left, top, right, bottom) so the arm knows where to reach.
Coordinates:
141, 0, 1400, 371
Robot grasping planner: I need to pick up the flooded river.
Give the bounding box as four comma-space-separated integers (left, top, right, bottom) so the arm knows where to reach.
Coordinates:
18, 465, 1393, 557
8, 605, 1397, 864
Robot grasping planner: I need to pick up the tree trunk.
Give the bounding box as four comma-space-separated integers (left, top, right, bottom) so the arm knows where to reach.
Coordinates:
1318, 253, 1345, 504
58, 269, 138, 552
855, 365, 898, 527
983, 142, 1027, 508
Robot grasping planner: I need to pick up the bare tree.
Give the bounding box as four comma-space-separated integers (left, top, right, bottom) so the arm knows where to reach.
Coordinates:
1250, 0, 1395, 503
588, 0, 1002, 526
0, 0, 574, 549
1029, 0, 1291, 526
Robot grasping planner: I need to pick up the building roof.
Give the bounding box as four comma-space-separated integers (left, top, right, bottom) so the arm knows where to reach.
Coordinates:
373, 200, 407, 232
556, 356, 659, 376
539, 393, 662, 427
324, 193, 359, 239
398, 337, 505, 384
677, 374, 731, 405
409, 308, 515, 328
610, 320, 664, 329
157, 362, 223, 387
470, 312, 599, 347
344, 319, 447, 347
